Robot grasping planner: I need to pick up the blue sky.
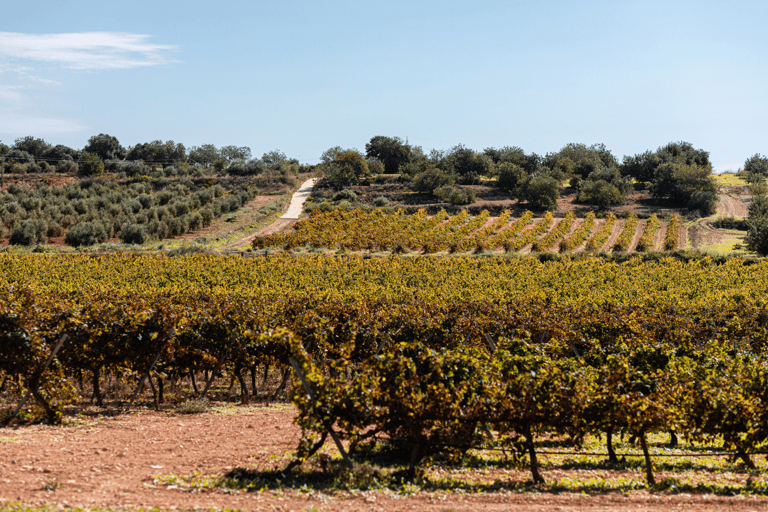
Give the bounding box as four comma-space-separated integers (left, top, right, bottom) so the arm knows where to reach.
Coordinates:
0, 0, 766, 171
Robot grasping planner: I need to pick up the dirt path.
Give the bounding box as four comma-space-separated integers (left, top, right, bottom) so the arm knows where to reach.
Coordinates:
216, 178, 317, 251
686, 187, 750, 251
717, 187, 750, 217
280, 178, 317, 219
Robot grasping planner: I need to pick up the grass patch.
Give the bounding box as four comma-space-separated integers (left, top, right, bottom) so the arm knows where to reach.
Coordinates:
699, 238, 748, 255
175, 398, 211, 414
715, 172, 748, 187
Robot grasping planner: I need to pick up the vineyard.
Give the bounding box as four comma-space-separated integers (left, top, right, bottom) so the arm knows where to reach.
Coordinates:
253, 208, 684, 254
2, 254, 768, 489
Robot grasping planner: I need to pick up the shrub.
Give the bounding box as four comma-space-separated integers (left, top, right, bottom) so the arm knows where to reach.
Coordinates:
687, 190, 717, 215
200, 208, 214, 227
177, 398, 210, 414
9, 219, 48, 245
227, 159, 266, 176
333, 189, 358, 202
187, 212, 203, 232
650, 162, 718, 214
147, 220, 168, 239
47, 222, 65, 238
65, 221, 108, 247
711, 216, 748, 231
746, 215, 768, 256
412, 167, 454, 193
434, 185, 475, 205
122, 161, 149, 177
578, 180, 624, 207
372, 196, 390, 207
56, 160, 78, 174
119, 223, 149, 244
78, 151, 104, 177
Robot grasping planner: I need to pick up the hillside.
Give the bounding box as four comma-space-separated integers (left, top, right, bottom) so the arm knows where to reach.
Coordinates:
254, 173, 752, 256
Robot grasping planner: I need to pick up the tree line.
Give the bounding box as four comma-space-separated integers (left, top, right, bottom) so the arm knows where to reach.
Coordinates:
0, 134, 304, 179
318, 136, 721, 214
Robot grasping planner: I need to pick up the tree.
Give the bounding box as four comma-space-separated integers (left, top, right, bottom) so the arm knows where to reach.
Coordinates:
651, 162, 718, 214
572, 158, 604, 180
744, 154, 768, 184
78, 151, 105, 177
442, 145, 492, 184
620, 151, 657, 183
544, 143, 618, 172
497, 162, 528, 193
484, 146, 540, 174
83, 134, 126, 161
188, 144, 222, 167
262, 150, 288, 169
578, 180, 624, 207
519, 175, 560, 211
13, 136, 50, 159
365, 136, 411, 174
220, 145, 252, 163
41, 144, 78, 163
320, 146, 343, 166
656, 141, 710, 168
127, 140, 186, 165
5, 149, 33, 162
322, 149, 369, 189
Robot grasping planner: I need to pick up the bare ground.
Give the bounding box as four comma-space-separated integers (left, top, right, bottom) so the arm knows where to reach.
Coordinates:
2, 408, 767, 511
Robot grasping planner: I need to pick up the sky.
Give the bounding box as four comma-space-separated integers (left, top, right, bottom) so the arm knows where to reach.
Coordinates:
0, 0, 766, 171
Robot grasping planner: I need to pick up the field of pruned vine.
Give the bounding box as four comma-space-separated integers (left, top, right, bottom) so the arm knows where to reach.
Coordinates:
252, 209, 685, 254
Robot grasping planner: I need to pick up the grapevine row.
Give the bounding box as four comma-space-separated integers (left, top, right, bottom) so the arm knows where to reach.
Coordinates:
532, 212, 575, 252
664, 214, 682, 250
585, 213, 616, 252
635, 214, 659, 252
612, 213, 638, 252
254, 209, 681, 254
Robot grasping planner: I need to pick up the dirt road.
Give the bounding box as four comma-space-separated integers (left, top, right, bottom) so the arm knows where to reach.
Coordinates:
216, 178, 316, 251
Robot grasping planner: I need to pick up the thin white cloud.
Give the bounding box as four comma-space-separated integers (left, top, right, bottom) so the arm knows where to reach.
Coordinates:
0, 32, 178, 70
0, 85, 25, 104
0, 113, 87, 135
